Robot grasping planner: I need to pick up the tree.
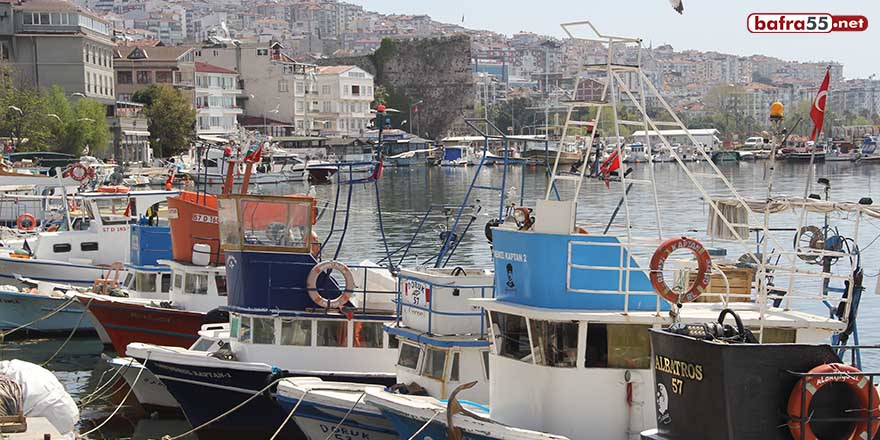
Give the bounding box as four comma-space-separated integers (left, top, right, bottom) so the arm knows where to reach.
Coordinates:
135, 85, 196, 157
0, 86, 51, 151
41, 86, 109, 155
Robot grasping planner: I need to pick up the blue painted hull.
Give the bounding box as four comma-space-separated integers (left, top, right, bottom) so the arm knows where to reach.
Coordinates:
142, 357, 396, 440
277, 394, 398, 440
0, 290, 94, 333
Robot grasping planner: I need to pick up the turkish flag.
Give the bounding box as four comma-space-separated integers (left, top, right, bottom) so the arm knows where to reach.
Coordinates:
599, 149, 621, 188
810, 69, 830, 141
244, 144, 263, 163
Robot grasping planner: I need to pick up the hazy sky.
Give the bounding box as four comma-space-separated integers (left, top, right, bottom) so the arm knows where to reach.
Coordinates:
347, 0, 879, 79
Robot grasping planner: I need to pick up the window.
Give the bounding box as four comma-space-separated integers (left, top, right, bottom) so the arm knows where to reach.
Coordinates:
53, 243, 71, 253
60, 13, 69, 25
191, 338, 215, 352
421, 348, 446, 380
398, 343, 420, 369
117, 71, 132, 84
156, 71, 173, 83
295, 82, 304, 94
277, 80, 288, 92
39, 13, 49, 25
281, 319, 312, 346
490, 312, 531, 362
252, 317, 275, 344
316, 320, 347, 347
215, 275, 227, 296
24, 13, 33, 25
529, 320, 579, 368
450, 352, 460, 381
585, 324, 651, 369
230, 314, 240, 338
322, 101, 331, 113
174, 273, 183, 289
238, 316, 251, 342
80, 242, 99, 252
482, 350, 490, 379
321, 85, 331, 95
257, 48, 268, 56
185, 273, 209, 294
136, 272, 156, 293
388, 333, 399, 349
160, 274, 171, 293
123, 273, 134, 289
761, 327, 796, 343
351, 85, 360, 96
353, 321, 384, 348
50, 13, 60, 25
136, 71, 152, 84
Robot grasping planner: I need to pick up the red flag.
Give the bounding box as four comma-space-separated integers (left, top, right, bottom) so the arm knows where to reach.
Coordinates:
599, 149, 621, 188
244, 144, 263, 163
810, 69, 831, 141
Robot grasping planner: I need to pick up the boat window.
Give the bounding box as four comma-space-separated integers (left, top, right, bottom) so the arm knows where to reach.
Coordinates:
53, 243, 71, 253
218, 200, 241, 248
185, 273, 209, 294
281, 319, 312, 346
398, 343, 420, 370
529, 319, 579, 368
238, 316, 251, 342
191, 338, 215, 352
80, 242, 99, 252
585, 323, 651, 369
174, 273, 183, 289
489, 312, 532, 363
123, 272, 134, 289
160, 273, 171, 293
252, 317, 275, 344
92, 198, 131, 225
353, 321, 384, 348
387, 333, 399, 349
215, 275, 227, 296
421, 348, 447, 380
482, 350, 490, 380
449, 352, 460, 381
760, 327, 796, 343
316, 320, 347, 347
136, 272, 156, 293
239, 198, 313, 251
230, 314, 240, 338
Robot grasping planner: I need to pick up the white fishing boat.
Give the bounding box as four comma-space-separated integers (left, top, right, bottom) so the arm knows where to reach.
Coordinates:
623, 143, 649, 163
0, 189, 176, 286
441, 146, 473, 167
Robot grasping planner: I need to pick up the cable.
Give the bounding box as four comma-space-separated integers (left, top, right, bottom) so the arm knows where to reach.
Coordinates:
407, 410, 442, 440
80, 352, 150, 438
270, 389, 309, 440
321, 391, 366, 440
42, 298, 93, 367
0, 296, 77, 340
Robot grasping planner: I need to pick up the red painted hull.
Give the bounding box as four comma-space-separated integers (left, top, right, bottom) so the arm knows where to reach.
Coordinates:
83, 297, 208, 354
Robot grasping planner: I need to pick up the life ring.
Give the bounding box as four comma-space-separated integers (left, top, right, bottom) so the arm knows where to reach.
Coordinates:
15, 213, 36, 231
787, 363, 880, 440
306, 260, 354, 309
66, 163, 90, 182
649, 236, 711, 304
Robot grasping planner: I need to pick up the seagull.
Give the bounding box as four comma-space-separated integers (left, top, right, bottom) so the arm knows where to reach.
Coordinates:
669, 0, 683, 14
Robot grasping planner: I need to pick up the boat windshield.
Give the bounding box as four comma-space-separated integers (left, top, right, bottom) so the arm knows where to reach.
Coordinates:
218, 195, 315, 253
86, 197, 132, 225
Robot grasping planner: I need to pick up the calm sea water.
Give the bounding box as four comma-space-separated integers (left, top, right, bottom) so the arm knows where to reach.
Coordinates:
5, 160, 880, 438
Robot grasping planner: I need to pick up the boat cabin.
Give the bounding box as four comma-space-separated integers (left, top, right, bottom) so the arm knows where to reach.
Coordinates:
159, 259, 227, 313
441, 146, 472, 166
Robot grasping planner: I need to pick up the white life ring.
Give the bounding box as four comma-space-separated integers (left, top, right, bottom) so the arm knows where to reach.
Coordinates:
306, 260, 354, 309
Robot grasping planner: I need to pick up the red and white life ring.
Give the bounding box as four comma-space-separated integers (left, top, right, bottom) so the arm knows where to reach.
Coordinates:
787, 363, 880, 440
306, 260, 354, 309
15, 213, 36, 231
66, 163, 91, 182
649, 236, 711, 304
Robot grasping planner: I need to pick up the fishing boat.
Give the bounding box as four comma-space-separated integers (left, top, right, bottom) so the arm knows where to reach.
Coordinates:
785, 142, 826, 162
188, 144, 305, 185
623, 143, 649, 163
275, 266, 495, 440
441, 146, 473, 167
359, 21, 868, 440
857, 136, 880, 162
710, 150, 740, 162
0, 189, 176, 286
522, 144, 582, 166
826, 141, 860, 162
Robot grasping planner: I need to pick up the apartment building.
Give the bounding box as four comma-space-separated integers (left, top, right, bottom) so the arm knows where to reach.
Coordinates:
314, 65, 374, 137
194, 61, 241, 136
0, 0, 116, 104
113, 45, 195, 102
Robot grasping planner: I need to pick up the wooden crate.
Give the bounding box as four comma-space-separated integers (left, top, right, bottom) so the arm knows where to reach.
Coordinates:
690, 265, 755, 303
0, 414, 27, 433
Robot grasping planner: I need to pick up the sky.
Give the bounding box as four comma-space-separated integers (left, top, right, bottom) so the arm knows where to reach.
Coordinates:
346, 0, 880, 79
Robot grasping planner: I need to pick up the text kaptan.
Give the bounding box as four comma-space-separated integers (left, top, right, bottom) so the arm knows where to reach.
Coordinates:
655, 355, 703, 381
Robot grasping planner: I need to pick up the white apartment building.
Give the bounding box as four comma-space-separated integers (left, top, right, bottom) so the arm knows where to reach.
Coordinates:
314, 65, 374, 137
194, 61, 242, 136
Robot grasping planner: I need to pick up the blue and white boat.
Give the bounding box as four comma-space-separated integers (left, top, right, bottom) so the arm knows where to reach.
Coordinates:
441, 145, 473, 167
275, 266, 495, 440
127, 191, 401, 439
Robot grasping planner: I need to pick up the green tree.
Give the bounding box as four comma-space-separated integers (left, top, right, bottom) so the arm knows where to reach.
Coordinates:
0, 85, 51, 151
135, 85, 195, 157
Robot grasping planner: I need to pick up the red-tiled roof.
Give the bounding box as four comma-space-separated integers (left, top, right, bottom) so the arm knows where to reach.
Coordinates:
195, 61, 238, 75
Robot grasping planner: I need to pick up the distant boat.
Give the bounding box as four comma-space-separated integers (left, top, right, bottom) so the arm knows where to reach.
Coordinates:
711, 150, 740, 162
441, 145, 472, 166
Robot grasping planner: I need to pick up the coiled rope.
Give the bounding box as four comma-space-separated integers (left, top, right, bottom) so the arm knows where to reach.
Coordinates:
0, 373, 23, 417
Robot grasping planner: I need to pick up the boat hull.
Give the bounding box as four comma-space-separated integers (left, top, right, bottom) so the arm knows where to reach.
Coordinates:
83, 297, 215, 354
277, 393, 398, 440
0, 290, 94, 333
0, 256, 109, 286
108, 357, 179, 411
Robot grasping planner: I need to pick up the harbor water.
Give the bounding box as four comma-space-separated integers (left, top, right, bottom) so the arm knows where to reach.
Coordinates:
7, 159, 880, 439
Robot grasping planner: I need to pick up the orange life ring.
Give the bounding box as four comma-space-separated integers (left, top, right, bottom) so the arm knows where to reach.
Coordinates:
15, 213, 36, 231
788, 363, 880, 440
649, 236, 711, 304
306, 260, 354, 309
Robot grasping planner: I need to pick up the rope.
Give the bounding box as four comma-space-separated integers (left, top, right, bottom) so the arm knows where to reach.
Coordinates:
42, 298, 93, 367
0, 296, 78, 340
0, 374, 22, 417
407, 410, 442, 440
269, 389, 310, 440
161, 377, 286, 440
322, 391, 366, 440
80, 352, 150, 438
77, 358, 135, 408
